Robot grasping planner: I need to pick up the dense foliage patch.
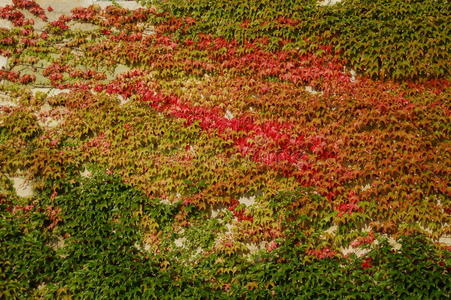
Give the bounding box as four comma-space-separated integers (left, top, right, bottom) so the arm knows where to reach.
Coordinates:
1, 174, 449, 298
142, 0, 450, 80
0, 0, 450, 298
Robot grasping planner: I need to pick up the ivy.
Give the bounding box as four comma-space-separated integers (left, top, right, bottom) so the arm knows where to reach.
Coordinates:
143, 0, 450, 80
0, 0, 449, 298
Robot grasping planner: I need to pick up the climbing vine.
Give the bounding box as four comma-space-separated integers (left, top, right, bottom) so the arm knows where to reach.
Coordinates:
0, 0, 449, 298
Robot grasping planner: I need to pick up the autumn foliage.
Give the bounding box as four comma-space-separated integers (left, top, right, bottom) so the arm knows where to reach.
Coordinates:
0, 0, 449, 298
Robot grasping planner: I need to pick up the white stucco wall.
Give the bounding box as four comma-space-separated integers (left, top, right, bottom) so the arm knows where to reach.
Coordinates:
318, 0, 344, 6
0, 1, 144, 11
